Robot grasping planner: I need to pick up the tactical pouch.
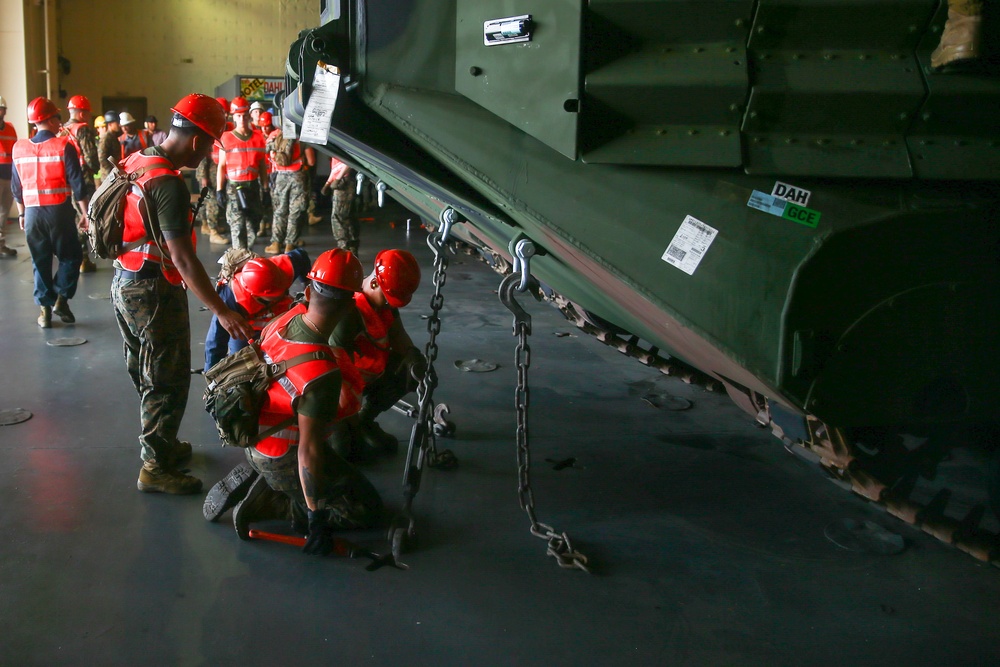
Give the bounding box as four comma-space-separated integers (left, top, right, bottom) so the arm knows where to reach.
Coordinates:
235, 185, 250, 211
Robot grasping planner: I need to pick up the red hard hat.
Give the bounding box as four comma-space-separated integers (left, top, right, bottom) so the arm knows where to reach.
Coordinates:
215, 97, 229, 111
374, 249, 421, 307
26, 97, 59, 124
170, 93, 227, 140
237, 258, 293, 300
230, 96, 250, 114
67, 95, 91, 111
258, 111, 273, 126
307, 249, 363, 293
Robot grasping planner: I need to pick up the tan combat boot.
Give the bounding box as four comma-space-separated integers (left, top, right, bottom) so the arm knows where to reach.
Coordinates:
137, 460, 203, 495
264, 241, 281, 254
80, 256, 97, 273
208, 231, 230, 245
53, 295, 75, 323
37, 306, 52, 329
931, 5, 982, 70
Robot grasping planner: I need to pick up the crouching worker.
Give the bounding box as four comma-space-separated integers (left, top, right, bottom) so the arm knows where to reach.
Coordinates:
330, 249, 423, 462
204, 249, 383, 555
203, 247, 311, 372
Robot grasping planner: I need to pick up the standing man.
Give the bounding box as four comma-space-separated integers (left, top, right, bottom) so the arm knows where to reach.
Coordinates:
119, 112, 152, 157
249, 100, 267, 128
0, 96, 18, 258
217, 96, 268, 249
61, 95, 100, 273
145, 115, 168, 145
111, 93, 253, 494
322, 157, 358, 254
11, 97, 89, 327
97, 110, 122, 181
255, 111, 276, 240
204, 249, 383, 552
264, 113, 308, 254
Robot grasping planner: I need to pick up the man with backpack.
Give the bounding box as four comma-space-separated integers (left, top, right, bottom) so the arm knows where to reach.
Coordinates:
203, 249, 383, 555
61, 95, 100, 273
11, 97, 89, 328
264, 113, 310, 254
111, 93, 253, 495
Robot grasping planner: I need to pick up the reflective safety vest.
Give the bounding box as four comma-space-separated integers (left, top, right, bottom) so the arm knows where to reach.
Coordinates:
0, 122, 19, 167
117, 151, 194, 286
61, 121, 90, 171
12, 136, 71, 206
221, 129, 266, 182
351, 292, 396, 382
254, 304, 364, 458
330, 157, 349, 181
231, 277, 293, 335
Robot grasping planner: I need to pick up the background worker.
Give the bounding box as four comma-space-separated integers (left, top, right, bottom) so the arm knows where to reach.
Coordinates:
112, 93, 252, 495
330, 249, 424, 461
205, 249, 382, 553
217, 96, 268, 249
61, 95, 100, 273
0, 96, 18, 258
145, 115, 168, 145
322, 156, 358, 254
255, 111, 275, 240
119, 112, 152, 157
203, 248, 311, 371
11, 97, 89, 328
97, 110, 122, 180
265, 111, 309, 254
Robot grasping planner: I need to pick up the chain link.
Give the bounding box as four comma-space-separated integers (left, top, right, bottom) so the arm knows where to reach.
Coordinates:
500, 270, 590, 573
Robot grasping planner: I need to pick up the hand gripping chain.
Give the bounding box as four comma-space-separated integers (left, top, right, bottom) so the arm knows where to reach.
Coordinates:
387, 209, 459, 561
499, 239, 590, 573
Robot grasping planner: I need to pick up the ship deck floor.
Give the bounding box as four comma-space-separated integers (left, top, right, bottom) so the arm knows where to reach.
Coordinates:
1, 201, 998, 666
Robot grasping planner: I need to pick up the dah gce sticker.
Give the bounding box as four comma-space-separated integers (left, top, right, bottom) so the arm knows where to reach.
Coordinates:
661, 215, 718, 276
771, 181, 811, 207
747, 190, 822, 228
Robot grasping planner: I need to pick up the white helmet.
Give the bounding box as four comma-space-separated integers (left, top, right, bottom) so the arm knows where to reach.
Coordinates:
119, 111, 137, 125
0, 96, 7, 109
249, 101, 266, 112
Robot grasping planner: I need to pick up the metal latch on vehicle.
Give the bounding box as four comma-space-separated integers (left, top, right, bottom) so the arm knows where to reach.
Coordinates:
484, 14, 533, 46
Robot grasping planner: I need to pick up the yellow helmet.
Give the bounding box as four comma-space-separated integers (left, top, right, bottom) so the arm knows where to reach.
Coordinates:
94, 114, 106, 128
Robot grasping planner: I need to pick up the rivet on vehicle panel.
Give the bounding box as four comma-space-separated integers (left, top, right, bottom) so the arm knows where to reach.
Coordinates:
752, 137, 764, 144
816, 138, 830, 146
749, 111, 758, 118
858, 54, 869, 60
688, 129, 699, 136
850, 139, 860, 146
729, 103, 740, 112
735, 18, 744, 27
469, 66, 482, 76
883, 140, 894, 146
890, 53, 902, 60
792, 53, 802, 60
726, 47, 736, 53
719, 130, 730, 137
656, 128, 667, 136
693, 47, 704, 53
785, 137, 797, 144
899, 112, 908, 121
824, 53, 835, 60
922, 112, 932, 121
756, 25, 765, 33
955, 140, 966, 146
759, 53, 769, 60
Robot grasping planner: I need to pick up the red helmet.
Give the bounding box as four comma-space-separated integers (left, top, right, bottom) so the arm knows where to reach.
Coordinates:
307, 249, 363, 293
258, 111, 273, 126
236, 258, 293, 300
170, 93, 227, 140
215, 97, 229, 111
67, 95, 91, 111
374, 249, 421, 308
230, 96, 250, 114
26, 97, 59, 124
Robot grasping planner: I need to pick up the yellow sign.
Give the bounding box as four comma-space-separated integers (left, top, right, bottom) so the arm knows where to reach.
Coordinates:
239, 77, 284, 101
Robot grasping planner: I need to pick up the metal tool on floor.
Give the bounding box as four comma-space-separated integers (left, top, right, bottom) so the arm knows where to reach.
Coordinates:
499, 238, 590, 573
387, 209, 460, 562
248, 530, 409, 571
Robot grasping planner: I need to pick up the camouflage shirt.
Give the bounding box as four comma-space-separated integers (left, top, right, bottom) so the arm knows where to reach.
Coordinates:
98, 129, 123, 178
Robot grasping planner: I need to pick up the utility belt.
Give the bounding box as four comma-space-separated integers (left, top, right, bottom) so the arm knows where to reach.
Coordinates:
114, 262, 161, 280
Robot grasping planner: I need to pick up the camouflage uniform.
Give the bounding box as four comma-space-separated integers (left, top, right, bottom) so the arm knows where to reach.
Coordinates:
97, 129, 122, 181
195, 156, 226, 234
64, 121, 99, 255
331, 171, 358, 254
271, 171, 307, 248
225, 180, 261, 249
112, 274, 191, 464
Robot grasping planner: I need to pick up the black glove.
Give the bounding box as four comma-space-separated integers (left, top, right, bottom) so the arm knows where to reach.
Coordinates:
216, 189, 226, 207
262, 190, 272, 207
402, 346, 427, 381
302, 508, 334, 556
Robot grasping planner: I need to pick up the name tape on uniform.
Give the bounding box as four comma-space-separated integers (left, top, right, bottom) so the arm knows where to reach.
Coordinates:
748, 190, 822, 228
661, 215, 718, 276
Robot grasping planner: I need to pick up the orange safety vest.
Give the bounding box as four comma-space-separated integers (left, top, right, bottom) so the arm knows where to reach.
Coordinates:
117, 151, 194, 286
60, 121, 90, 170
0, 122, 19, 167
350, 292, 396, 382
268, 128, 303, 173
330, 157, 349, 181
221, 129, 266, 182
12, 136, 71, 206
254, 304, 364, 458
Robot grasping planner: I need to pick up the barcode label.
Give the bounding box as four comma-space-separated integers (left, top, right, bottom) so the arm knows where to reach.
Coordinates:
661, 215, 718, 275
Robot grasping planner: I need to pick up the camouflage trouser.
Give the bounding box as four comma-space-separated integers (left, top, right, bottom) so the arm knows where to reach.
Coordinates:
245, 427, 383, 528
111, 273, 191, 464
199, 191, 227, 234
331, 188, 358, 253
260, 194, 273, 235
272, 171, 307, 246
226, 181, 262, 249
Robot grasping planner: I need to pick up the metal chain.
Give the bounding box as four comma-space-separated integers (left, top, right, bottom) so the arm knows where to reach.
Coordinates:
500, 243, 590, 572
416, 212, 457, 470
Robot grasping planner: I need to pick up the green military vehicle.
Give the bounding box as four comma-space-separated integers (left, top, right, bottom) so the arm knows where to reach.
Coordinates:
280, 1, 999, 561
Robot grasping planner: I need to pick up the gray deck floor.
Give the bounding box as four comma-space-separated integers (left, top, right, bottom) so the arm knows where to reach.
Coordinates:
1, 203, 998, 666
